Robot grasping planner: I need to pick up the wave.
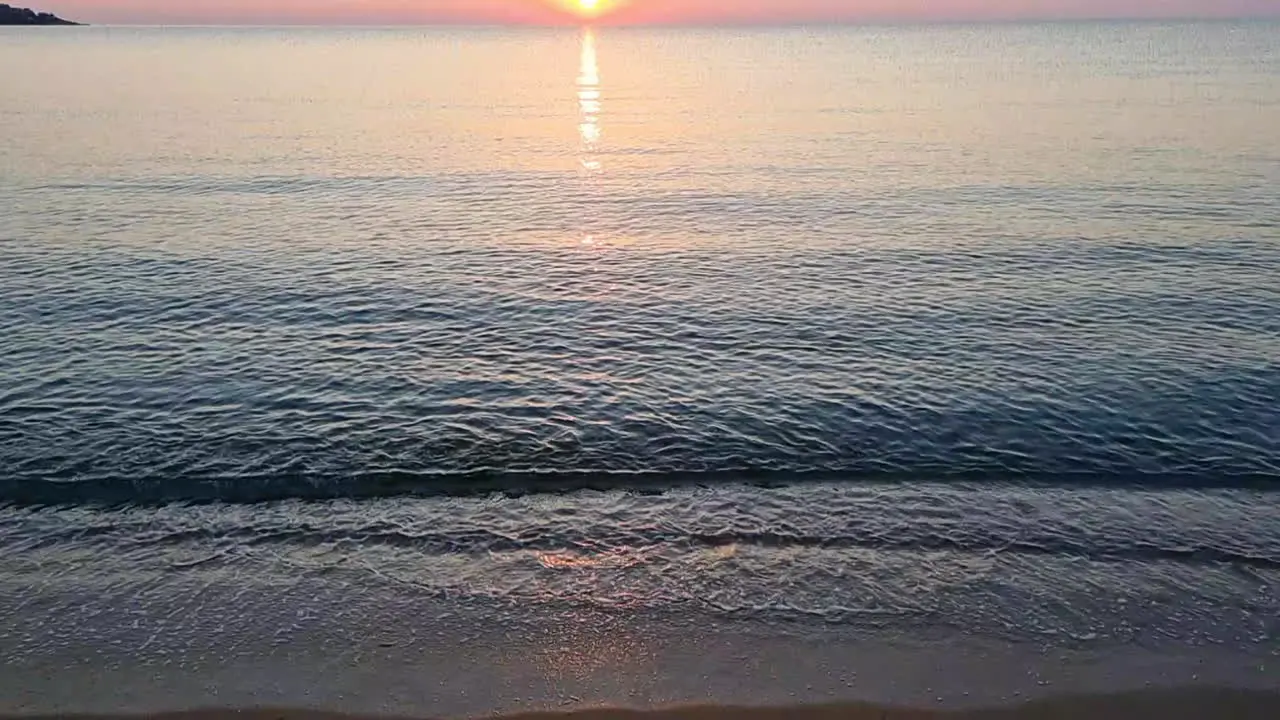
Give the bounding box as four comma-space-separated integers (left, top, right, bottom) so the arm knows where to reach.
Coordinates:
3, 468, 1280, 506
4, 476, 1276, 642
15, 521, 1279, 571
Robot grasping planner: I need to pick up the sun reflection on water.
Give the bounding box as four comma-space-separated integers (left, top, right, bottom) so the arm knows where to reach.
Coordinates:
578, 29, 602, 169
576, 28, 606, 248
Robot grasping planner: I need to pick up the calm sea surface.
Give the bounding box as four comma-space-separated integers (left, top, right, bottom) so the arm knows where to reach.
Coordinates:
1, 23, 1279, 713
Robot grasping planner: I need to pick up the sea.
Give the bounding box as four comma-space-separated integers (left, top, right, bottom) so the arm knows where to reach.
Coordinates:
0, 21, 1278, 716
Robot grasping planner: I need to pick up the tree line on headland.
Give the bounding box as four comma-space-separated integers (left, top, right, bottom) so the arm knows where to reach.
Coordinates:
0, 4, 79, 24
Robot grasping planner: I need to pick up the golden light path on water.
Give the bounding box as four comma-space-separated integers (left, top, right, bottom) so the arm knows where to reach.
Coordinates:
578, 29, 601, 158
577, 28, 602, 247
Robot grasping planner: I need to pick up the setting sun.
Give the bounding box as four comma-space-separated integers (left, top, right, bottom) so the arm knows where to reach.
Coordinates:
554, 0, 621, 19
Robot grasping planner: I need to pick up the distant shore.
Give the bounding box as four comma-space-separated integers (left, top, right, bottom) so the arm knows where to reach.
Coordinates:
0, 4, 79, 25
7, 689, 1280, 720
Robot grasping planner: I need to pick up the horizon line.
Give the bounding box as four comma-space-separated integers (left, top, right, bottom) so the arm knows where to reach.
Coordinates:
37, 14, 1280, 29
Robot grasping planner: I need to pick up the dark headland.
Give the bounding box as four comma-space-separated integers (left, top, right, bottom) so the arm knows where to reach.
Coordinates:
0, 4, 79, 24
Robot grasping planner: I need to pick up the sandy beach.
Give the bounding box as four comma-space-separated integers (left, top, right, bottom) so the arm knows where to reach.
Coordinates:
8, 689, 1280, 720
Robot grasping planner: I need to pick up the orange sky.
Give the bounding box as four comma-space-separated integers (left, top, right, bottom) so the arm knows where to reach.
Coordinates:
43, 0, 1280, 24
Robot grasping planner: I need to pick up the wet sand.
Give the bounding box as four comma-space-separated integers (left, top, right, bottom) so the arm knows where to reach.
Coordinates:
8, 689, 1280, 720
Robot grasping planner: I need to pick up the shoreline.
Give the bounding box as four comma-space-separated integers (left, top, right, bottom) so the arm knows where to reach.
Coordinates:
7, 689, 1280, 720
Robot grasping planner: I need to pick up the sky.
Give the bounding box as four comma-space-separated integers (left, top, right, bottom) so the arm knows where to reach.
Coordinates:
40, 0, 1280, 25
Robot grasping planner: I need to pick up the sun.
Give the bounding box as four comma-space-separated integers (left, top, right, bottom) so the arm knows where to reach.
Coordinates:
556, 0, 618, 19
